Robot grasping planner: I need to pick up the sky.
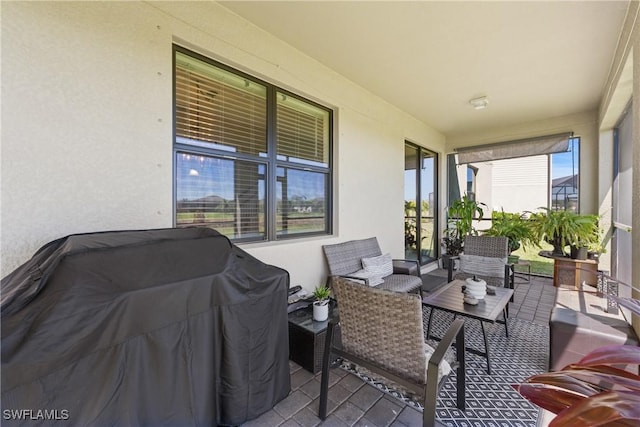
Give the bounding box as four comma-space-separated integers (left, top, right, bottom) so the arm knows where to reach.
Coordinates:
551, 138, 580, 179
404, 156, 435, 202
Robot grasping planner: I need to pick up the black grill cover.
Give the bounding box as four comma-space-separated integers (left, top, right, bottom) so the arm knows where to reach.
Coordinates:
1, 228, 290, 426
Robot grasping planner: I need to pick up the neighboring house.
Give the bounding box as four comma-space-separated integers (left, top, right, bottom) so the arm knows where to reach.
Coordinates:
453, 156, 549, 219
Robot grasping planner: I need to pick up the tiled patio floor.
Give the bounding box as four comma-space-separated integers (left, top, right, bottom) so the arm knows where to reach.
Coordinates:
242, 273, 555, 427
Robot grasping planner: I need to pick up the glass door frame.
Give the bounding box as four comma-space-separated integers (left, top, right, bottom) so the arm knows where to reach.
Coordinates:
404, 141, 439, 265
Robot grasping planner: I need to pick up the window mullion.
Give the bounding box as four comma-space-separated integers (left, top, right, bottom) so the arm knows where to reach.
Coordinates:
267, 86, 278, 241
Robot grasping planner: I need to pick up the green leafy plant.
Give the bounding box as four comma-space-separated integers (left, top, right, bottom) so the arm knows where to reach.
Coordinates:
528, 208, 599, 256
313, 285, 331, 304
484, 210, 537, 254
447, 195, 486, 238
442, 233, 464, 256
443, 195, 486, 255
404, 200, 417, 250
516, 275, 640, 425
586, 223, 611, 258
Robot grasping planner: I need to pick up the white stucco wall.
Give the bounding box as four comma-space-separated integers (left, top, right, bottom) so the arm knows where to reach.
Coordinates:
0, 1, 446, 290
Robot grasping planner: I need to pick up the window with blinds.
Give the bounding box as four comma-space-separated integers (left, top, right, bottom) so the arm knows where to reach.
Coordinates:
174, 46, 332, 242
276, 93, 329, 167
175, 51, 267, 155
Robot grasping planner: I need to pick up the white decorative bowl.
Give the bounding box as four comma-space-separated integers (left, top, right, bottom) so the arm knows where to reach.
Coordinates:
466, 277, 486, 287
465, 289, 486, 299
466, 282, 485, 291
465, 277, 487, 299
463, 295, 479, 305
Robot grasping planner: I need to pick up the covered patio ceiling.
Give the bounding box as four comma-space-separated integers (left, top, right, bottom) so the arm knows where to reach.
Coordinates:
220, 1, 629, 139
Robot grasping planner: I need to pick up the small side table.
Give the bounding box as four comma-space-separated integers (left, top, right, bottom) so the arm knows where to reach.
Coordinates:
539, 251, 598, 289
514, 260, 531, 283
288, 302, 338, 373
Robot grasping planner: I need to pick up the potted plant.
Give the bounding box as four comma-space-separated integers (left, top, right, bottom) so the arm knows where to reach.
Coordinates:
312, 285, 331, 321
442, 231, 464, 255
569, 243, 590, 260
587, 240, 606, 261
442, 195, 485, 268
568, 214, 600, 260
446, 195, 486, 239
484, 210, 537, 263
528, 208, 599, 257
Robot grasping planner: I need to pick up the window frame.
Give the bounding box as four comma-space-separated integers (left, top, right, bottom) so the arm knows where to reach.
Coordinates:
466, 165, 478, 201
172, 45, 333, 243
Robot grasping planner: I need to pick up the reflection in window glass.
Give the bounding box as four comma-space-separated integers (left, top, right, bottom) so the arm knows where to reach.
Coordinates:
276, 167, 327, 236
176, 152, 266, 240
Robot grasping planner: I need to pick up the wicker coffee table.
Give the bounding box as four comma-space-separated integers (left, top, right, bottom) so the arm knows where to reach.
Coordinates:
422, 279, 513, 374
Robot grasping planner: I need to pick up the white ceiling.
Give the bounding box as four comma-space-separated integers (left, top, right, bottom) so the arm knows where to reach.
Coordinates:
219, 1, 629, 139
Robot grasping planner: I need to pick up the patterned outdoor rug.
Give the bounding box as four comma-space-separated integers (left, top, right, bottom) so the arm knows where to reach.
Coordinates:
341, 308, 549, 427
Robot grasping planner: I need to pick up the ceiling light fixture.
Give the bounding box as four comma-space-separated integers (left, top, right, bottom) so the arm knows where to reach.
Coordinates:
469, 96, 489, 110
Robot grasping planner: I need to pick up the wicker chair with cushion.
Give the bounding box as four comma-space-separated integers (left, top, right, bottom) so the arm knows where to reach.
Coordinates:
447, 235, 514, 291
319, 278, 465, 427
322, 237, 422, 293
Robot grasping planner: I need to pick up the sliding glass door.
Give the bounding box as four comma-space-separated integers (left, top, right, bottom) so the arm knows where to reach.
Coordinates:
404, 142, 438, 264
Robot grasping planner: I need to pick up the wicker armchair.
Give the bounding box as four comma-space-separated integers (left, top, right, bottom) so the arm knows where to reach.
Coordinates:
319, 278, 465, 427
322, 237, 422, 293
447, 235, 514, 291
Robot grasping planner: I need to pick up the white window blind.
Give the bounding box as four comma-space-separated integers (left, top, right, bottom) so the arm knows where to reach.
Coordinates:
175, 52, 267, 155
276, 93, 329, 166
455, 132, 572, 164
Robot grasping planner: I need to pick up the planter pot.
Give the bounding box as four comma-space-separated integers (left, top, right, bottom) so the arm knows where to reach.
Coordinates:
441, 255, 452, 270
313, 301, 329, 321
570, 246, 588, 260
442, 254, 460, 270
547, 237, 565, 256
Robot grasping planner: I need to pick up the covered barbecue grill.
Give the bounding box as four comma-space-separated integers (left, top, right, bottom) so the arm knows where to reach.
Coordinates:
1, 227, 290, 426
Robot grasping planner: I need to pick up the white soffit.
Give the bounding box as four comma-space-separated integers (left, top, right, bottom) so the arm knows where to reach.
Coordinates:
220, 1, 629, 137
